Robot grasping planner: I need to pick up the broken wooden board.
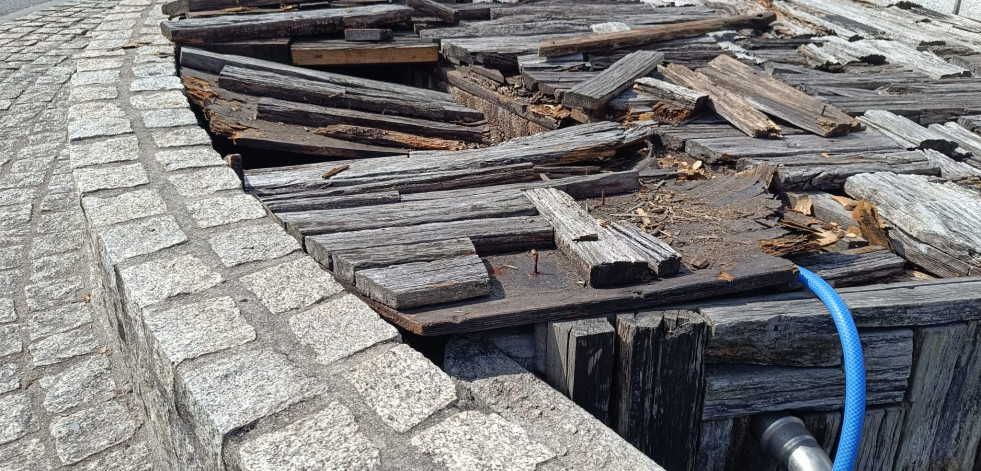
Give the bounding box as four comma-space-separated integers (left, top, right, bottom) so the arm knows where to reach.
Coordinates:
331, 237, 477, 283
291, 36, 439, 65
355, 254, 490, 309
634, 77, 707, 110
538, 13, 776, 57
344, 28, 393, 41
398, 171, 641, 202
161, 4, 413, 44
660, 63, 781, 139
698, 54, 861, 137
929, 320, 981, 470
261, 191, 402, 213
545, 317, 615, 423
525, 188, 649, 288
685, 131, 902, 162
407, 0, 460, 25
860, 110, 967, 158
561, 50, 664, 111
845, 172, 981, 277
738, 150, 939, 191
194, 38, 292, 63
607, 222, 681, 278
789, 246, 906, 288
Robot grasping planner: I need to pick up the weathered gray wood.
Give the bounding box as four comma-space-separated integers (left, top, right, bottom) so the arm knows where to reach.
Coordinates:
739, 150, 939, 191
696, 420, 732, 471
958, 115, 981, 133
331, 237, 476, 282
607, 222, 681, 278
699, 55, 861, 137
702, 328, 913, 419
545, 318, 615, 423
257, 98, 487, 143
798, 43, 844, 72
310, 125, 473, 152
928, 122, 981, 157
401, 171, 641, 202
261, 191, 401, 213
525, 188, 649, 288
407, 0, 459, 25
845, 172, 981, 277
951, 55, 981, 75
860, 110, 968, 158
660, 63, 782, 139
305, 216, 555, 263
291, 36, 439, 65
686, 131, 902, 162
633, 77, 707, 110
790, 246, 905, 287
194, 38, 292, 63
561, 50, 664, 111
160, 4, 413, 44
821, 37, 971, 79
344, 28, 393, 41
786, 191, 856, 229
893, 323, 970, 471
921, 149, 981, 180
355, 254, 490, 309
855, 406, 905, 471
929, 321, 981, 470
280, 191, 536, 238
613, 310, 707, 471
699, 278, 981, 367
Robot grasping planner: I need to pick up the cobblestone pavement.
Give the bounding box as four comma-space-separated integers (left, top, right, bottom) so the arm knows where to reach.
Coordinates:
0, 1, 157, 469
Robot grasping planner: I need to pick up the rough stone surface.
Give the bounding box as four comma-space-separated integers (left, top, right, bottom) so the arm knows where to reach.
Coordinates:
241, 258, 343, 314
185, 194, 266, 228
0, 299, 14, 323
144, 296, 255, 365
129, 91, 187, 109
130, 75, 182, 92
67, 117, 132, 142
351, 344, 457, 432
238, 402, 381, 471
39, 355, 116, 414
72, 442, 153, 471
30, 327, 98, 367
27, 303, 92, 341
151, 127, 210, 148
119, 254, 222, 307
0, 363, 18, 394
208, 222, 300, 267
81, 189, 167, 227
0, 325, 23, 358
290, 294, 399, 365
98, 215, 187, 263
168, 167, 241, 198
142, 108, 196, 128
73, 163, 148, 194
70, 85, 119, 103
0, 393, 36, 445
410, 411, 554, 471
50, 401, 138, 465
154, 147, 223, 171
69, 135, 139, 168
0, 437, 52, 471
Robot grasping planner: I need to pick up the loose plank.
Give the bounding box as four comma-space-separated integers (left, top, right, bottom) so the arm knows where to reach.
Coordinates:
789, 246, 906, 288
860, 110, 967, 158
686, 131, 901, 162
738, 150, 938, 191
406, 0, 460, 25
538, 13, 776, 57
545, 318, 616, 423
929, 321, 981, 469
561, 50, 664, 111
355, 254, 490, 309
332, 237, 476, 283
607, 222, 681, 278
290, 36, 439, 66
261, 191, 401, 213
633, 77, 708, 110
525, 188, 649, 288
344, 28, 393, 41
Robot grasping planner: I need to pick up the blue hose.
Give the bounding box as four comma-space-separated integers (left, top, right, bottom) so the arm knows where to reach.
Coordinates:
796, 266, 866, 471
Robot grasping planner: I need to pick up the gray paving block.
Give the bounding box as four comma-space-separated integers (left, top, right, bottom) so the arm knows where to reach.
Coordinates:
152, 127, 211, 148
69, 85, 118, 103
185, 194, 265, 228
130, 75, 182, 92
129, 91, 187, 109
0, 363, 18, 395
410, 411, 554, 471
69, 135, 139, 169
208, 222, 299, 267
168, 166, 241, 198
142, 108, 197, 128
74, 163, 148, 194
75, 57, 124, 72
0, 437, 52, 471
290, 294, 398, 365
0, 325, 22, 359
119, 255, 222, 308
154, 146, 223, 171
67, 117, 132, 142
238, 402, 381, 471
98, 215, 187, 264
81, 189, 167, 227
0, 299, 14, 323
68, 101, 125, 121
30, 251, 83, 283
30, 327, 98, 367
27, 303, 92, 341
24, 279, 85, 311
70, 69, 119, 86
30, 231, 85, 259
50, 401, 138, 465
145, 296, 255, 365
241, 257, 342, 314
72, 442, 153, 471
39, 355, 116, 414
132, 62, 174, 77
0, 393, 37, 446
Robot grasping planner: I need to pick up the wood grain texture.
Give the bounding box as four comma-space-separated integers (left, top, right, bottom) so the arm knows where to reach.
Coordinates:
607, 222, 681, 278
545, 318, 615, 423
355, 254, 490, 309
344, 28, 393, 41
561, 50, 663, 111
789, 246, 906, 288
525, 188, 649, 288
261, 191, 401, 213
291, 36, 439, 65
860, 109, 967, 158
929, 321, 981, 470
332, 237, 476, 282
739, 150, 938, 191
696, 419, 732, 471
685, 131, 901, 162
633, 77, 708, 110
407, 0, 460, 25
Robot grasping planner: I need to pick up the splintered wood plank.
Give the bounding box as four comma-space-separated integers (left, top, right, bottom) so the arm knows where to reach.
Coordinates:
291, 36, 439, 65
392, 254, 797, 335
607, 222, 681, 278
525, 188, 649, 288
845, 172, 981, 277
856, 406, 905, 471
161, 4, 413, 44
561, 50, 664, 111
257, 97, 487, 143
613, 310, 707, 471
660, 63, 782, 139
332, 237, 476, 282
406, 0, 460, 25
545, 318, 615, 423
699, 55, 861, 137
633, 76, 708, 117
355, 254, 490, 309
860, 110, 967, 157
685, 131, 901, 162
702, 328, 913, 419
738, 150, 939, 191
344, 28, 393, 41
789, 246, 906, 288
194, 38, 291, 63
929, 321, 981, 469
537, 13, 776, 57
305, 216, 555, 263
261, 191, 401, 213
696, 420, 732, 471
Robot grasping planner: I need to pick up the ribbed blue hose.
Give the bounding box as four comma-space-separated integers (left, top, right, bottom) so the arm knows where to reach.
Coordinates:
796, 266, 866, 471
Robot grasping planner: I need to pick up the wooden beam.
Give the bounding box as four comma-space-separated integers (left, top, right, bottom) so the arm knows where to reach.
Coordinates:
355, 254, 490, 309
685, 131, 901, 162
860, 109, 968, 158
331, 237, 476, 283
561, 50, 664, 111
633, 77, 707, 110
929, 321, 981, 469
344, 28, 393, 42
545, 318, 615, 423
607, 222, 681, 278
290, 36, 439, 66
406, 0, 460, 25
789, 247, 906, 288
524, 188, 649, 288
537, 13, 776, 57
261, 191, 401, 214
739, 150, 938, 191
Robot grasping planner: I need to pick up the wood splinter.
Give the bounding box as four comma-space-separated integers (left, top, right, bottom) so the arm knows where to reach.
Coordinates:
531, 249, 540, 276
321, 164, 350, 179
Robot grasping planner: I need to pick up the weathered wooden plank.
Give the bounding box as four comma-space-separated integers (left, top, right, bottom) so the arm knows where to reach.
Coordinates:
702, 328, 913, 419
634, 77, 707, 110
562, 50, 664, 111
355, 254, 490, 309
260, 191, 401, 213
545, 318, 615, 423
290, 36, 439, 65
613, 310, 707, 471
958, 115, 981, 133
699, 55, 861, 137
281, 191, 536, 237
331, 237, 476, 282
344, 28, 393, 42
686, 131, 901, 162
893, 323, 970, 471
927, 122, 981, 157
305, 216, 555, 263
739, 150, 939, 191
525, 188, 649, 288
929, 321, 981, 470
696, 420, 732, 471
845, 172, 981, 277
856, 406, 905, 471
860, 110, 967, 158
789, 246, 905, 287
786, 191, 856, 230
660, 63, 782, 139
537, 13, 776, 57
445, 69, 562, 131
160, 4, 413, 44
310, 125, 472, 151
401, 171, 640, 202
257, 97, 487, 143
798, 43, 844, 72
607, 222, 681, 278
406, 0, 459, 25
194, 38, 291, 63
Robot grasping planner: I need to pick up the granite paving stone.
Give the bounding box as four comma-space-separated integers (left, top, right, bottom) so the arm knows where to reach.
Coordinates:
130, 75, 182, 92
129, 90, 187, 109
168, 167, 242, 198
68, 101, 125, 120
30, 327, 98, 367
0, 393, 37, 445
98, 215, 187, 263
241, 257, 343, 314
0, 437, 52, 471
31, 252, 83, 283
238, 402, 381, 471
0, 364, 18, 394
69, 135, 140, 168
81, 189, 167, 227
290, 293, 399, 365
67, 117, 132, 142
27, 303, 92, 341
70, 69, 119, 87
72, 442, 153, 471
0, 299, 14, 323
25, 279, 86, 311
74, 163, 149, 194
50, 401, 138, 465
120, 254, 222, 307
142, 108, 197, 128
30, 231, 85, 258
39, 355, 116, 414
69, 85, 118, 103
185, 194, 266, 228
154, 147, 223, 171
131, 62, 174, 77
151, 127, 211, 148
208, 222, 300, 267
0, 325, 23, 358
75, 57, 124, 72
410, 411, 555, 471
144, 296, 256, 365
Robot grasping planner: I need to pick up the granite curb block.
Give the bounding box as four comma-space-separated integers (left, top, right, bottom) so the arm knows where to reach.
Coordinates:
62, 1, 664, 470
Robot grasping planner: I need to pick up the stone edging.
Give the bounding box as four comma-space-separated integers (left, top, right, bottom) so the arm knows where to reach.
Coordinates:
65, 1, 661, 469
